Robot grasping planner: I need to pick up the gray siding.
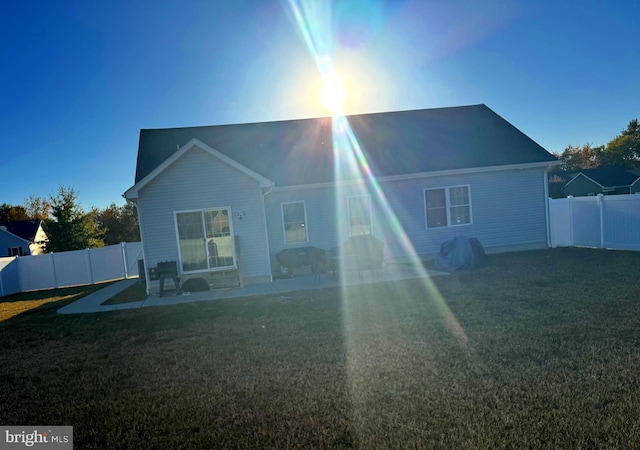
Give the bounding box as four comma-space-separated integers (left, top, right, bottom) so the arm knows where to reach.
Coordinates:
563, 176, 602, 197
266, 167, 549, 265
0, 231, 30, 257
138, 146, 271, 279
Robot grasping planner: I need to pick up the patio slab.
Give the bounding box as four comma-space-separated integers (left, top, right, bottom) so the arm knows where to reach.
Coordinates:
58, 263, 447, 314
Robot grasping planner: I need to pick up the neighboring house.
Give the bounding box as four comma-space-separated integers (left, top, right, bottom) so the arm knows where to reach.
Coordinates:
0, 219, 48, 257
124, 104, 559, 292
560, 167, 640, 197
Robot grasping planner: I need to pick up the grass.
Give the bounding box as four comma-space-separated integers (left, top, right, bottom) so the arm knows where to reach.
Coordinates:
0, 283, 113, 322
102, 281, 148, 305
1, 248, 640, 448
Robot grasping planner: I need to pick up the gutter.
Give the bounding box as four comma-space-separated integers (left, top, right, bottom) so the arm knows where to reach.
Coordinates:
261, 182, 275, 282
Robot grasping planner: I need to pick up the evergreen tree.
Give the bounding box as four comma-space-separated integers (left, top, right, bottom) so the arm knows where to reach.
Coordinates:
45, 186, 104, 252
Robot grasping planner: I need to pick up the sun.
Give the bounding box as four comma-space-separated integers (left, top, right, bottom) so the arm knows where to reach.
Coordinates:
319, 75, 346, 115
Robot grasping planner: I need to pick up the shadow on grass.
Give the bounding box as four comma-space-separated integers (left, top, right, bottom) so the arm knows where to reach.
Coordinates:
0, 283, 114, 322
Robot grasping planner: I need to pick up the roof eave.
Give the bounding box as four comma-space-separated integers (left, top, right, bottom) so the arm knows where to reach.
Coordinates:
273, 160, 559, 192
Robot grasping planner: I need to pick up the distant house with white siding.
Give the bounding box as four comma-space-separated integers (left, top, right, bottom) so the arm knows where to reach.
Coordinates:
124, 104, 559, 292
0, 219, 48, 257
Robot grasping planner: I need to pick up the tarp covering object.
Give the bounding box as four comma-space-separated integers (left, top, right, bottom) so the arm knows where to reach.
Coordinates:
435, 236, 487, 271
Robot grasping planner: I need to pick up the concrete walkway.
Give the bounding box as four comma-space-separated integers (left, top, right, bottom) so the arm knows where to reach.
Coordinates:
57, 278, 144, 314
57, 263, 447, 315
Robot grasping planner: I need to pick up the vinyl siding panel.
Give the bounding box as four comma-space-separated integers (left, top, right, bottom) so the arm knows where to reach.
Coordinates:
265, 167, 549, 264
265, 187, 340, 268
374, 167, 549, 257
0, 231, 29, 257
137, 146, 270, 279
563, 176, 602, 197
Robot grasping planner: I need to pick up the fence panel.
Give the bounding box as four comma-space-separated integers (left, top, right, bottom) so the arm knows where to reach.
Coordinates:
549, 198, 573, 247
52, 249, 93, 288
18, 253, 57, 292
571, 198, 601, 248
0, 242, 142, 297
124, 242, 143, 278
89, 245, 126, 282
549, 194, 640, 250
602, 196, 640, 250
0, 257, 20, 297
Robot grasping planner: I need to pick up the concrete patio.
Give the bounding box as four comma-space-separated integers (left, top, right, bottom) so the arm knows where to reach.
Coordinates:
58, 262, 447, 314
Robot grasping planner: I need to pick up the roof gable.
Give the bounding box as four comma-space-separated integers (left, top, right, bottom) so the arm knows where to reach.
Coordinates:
565, 167, 640, 189
0, 220, 44, 242
0, 227, 31, 245
132, 104, 558, 188
125, 138, 273, 199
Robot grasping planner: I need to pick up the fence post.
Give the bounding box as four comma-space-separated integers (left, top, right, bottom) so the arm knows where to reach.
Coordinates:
568, 196, 574, 246
49, 252, 59, 289
121, 242, 128, 279
597, 194, 604, 248
87, 248, 95, 285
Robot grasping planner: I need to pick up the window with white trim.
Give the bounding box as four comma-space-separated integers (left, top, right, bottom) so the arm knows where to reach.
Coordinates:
348, 195, 372, 235
282, 201, 308, 244
424, 185, 471, 228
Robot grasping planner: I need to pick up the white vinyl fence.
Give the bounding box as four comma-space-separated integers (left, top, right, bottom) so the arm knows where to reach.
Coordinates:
0, 242, 143, 297
549, 194, 640, 250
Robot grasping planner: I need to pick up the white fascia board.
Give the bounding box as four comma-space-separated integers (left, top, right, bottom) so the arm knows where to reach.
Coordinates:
124, 138, 273, 199
562, 172, 604, 189
272, 160, 560, 192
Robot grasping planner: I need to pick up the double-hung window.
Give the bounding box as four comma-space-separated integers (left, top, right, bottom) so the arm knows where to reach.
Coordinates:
424, 185, 472, 228
348, 195, 372, 235
282, 201, 308, 244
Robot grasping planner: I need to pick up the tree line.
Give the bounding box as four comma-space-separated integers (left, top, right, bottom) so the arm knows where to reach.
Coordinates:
554, 119, 640, 171
548, 118, 639, 198
0, 186, 140, 252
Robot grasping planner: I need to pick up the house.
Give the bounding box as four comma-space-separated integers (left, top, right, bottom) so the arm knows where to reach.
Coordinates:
124, 104, 559, 292
0, 219, 48, 257
558, 167, 640, 197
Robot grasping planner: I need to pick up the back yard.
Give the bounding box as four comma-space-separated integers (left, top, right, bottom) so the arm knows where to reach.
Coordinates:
1, 248, 640, 449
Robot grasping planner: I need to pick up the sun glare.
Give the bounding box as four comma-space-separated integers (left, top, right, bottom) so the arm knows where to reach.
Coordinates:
319, 75, 346, 114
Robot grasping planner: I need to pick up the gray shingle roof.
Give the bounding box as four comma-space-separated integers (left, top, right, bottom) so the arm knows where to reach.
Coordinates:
569, 167, 640, 188
134, 104, 557, 186
0, 220, 43, 242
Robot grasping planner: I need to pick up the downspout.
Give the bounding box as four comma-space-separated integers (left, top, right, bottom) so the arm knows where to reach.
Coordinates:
261, 182, 275, 282
125, 193, 151, 295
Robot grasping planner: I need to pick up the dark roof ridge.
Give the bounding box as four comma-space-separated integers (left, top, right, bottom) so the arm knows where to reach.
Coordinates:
139, 103, 488, 132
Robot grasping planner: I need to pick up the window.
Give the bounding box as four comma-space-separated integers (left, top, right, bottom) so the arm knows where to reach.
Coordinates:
282, 202, 308, 244
348, 195, 372, 235
175, 208, 235, 273
424, 185, 471, 228
8, 247, 23, 257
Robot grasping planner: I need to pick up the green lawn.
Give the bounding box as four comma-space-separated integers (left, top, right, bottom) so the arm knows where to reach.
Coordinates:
1, 248, 640, 449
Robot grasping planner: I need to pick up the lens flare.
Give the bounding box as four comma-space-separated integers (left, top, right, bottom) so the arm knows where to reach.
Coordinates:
320, 75, 346, 114
287, 0, 471, 436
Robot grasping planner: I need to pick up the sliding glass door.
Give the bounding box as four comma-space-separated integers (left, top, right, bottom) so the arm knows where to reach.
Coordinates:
175, 208, 235, 273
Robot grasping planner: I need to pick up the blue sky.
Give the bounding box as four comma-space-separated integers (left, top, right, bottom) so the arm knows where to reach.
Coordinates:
1, 0, 638, 210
